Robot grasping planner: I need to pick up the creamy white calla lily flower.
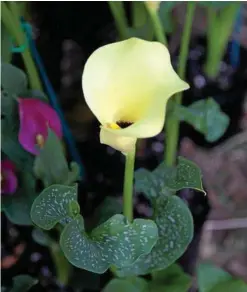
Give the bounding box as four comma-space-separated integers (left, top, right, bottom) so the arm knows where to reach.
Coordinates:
82, 38, 189, 154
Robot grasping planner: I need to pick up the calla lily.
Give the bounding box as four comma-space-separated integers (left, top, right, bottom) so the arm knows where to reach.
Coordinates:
82, 38, 189, 153
1, 159, 18, 195
18, 98, 62, 155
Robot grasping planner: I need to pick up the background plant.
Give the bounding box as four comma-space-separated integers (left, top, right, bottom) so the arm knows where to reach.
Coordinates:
1, 1, 246, 292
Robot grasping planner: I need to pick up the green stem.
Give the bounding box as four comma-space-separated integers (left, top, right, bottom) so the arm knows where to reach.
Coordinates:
123, 147, 136, 222
165, 2, 195, 166
204, 3, 240, 78
2, 2, 42, 91
108, 1, 129, 40
50, 242, 71, 286
146, 5, 167, 45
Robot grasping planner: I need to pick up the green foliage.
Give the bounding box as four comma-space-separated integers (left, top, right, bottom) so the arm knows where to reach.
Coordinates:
116, 194, 193, 276
174, 98, 229, 142
32, 228, 51, 247
34, 129, 80, 187
1, 63, 28, 96
60, 214, 158, 274
1, 63, 34, 171
90, 196, 122, 228
149, 264, 192, 292
135, 156, 205, 199
199, 2, 231, 9
103, 277, 149, 292
10, 275, 38, 292
31, 184, 79, 230
1, 24, 12, 63
158, 1, 177, 33
104, 264, 191, 292
2, 172, 37, 225
197, 263, 247, 292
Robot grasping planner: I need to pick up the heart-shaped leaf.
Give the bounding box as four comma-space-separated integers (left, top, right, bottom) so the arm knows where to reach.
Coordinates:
10, 275, 38, 292
34, 129, 80, 187
135, 156, 205, 200
60, 214, 158, 274
174, 98, 229, 142
31, 184, 79, 230
103, 277, 149, 292
2, 172, 37, 225
116, 195, 193, 276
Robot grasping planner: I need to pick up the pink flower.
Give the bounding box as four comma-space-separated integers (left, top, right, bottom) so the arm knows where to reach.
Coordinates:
1, 160, 18, 195
18, 98, 62, 155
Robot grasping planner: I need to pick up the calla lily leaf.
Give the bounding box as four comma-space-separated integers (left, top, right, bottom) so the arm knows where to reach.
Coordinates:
9, 275, 38, 292
60, 214, 159, 274
1, 63, 27, 96
34, 129, 80, 186
174, 98, 229, 142
135, 156, 205, 199
2, 172, 37, 226
116, 195, 193, 276
31, 184, 79, 230
103, 277, 149, 292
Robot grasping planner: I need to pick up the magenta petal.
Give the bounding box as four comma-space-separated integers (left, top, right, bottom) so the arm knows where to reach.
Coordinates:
2, 169, 18, 195
1, 159, 16, 172
18, 108, 48, 155
18, 98, 62, 155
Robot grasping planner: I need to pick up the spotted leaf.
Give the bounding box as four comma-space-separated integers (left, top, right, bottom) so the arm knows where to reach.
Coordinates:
31, 184, 79, 230
135, 156, 205, 200
116, 195, 193, 276
60, 214, 158, 274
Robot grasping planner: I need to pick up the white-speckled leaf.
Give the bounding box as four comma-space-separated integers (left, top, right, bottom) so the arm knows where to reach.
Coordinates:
135, 157, 205, 199
116, 195, 193, 276
160, 157, 205, 194
31, 184, 79, 230
60, 214, 159, 274
174, 98, 229, 142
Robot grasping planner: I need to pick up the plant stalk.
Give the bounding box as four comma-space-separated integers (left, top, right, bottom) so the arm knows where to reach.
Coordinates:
108, 1, 129, 40
165, 2, 195, 166
204, 3, 240, 78
123, 148, 136, 222
2, 2, 42, 91
146, 4, 167, 45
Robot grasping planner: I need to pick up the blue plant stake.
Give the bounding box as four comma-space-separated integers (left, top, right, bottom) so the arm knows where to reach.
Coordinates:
19, 18, 85, 179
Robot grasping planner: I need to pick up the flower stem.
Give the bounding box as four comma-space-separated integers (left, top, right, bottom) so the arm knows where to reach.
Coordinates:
146, 5, 167, 46
165, 2, 195, 166
108, 1, 129, 40
204, 3, 240, 78
2, 2, 42, 91
123, 148, 136, 222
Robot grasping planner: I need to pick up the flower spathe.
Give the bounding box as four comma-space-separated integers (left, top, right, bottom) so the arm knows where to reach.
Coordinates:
1, 159, 18, 195
18, 98, 62, 155
82, 38, 189, 153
